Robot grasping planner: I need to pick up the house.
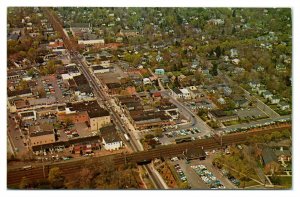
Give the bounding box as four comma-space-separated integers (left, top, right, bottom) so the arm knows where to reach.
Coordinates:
254, 64, 265, 72
61, 64, 81, 80
249, 81, 261, 89
29, 124, 55, 147
230, 48, 238, 58
143, 78, 151, 85
261, 147, 280, 174
195, 100, 213, 110
278, 101, 290, 110
151, 91, 162, 101
100, 125, 123, 151
208, 110, 238, 123
262, 90, 273, 99
155, 68, 165, 75
257, 88, 267, 95
179, 88, 191, 99
276, 64, 287, 71
270, 96, 280, 104
234, 98, 249, 108
217, 97, 226, 105
207, 19, 225, 26
72, 75, 94, 99
274, 147, 291, 162
223, 87, 232, 96
231, 58, 240, 65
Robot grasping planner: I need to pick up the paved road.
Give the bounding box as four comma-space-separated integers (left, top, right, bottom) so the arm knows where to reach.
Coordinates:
7, 115, 28, 156
161, 90, 213, 134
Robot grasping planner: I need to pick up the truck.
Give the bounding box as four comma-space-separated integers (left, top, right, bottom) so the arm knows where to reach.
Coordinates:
124, 133, 130, 141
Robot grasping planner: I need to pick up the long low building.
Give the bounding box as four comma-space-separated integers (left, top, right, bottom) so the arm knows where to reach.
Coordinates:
130, 110, 174, 129
78, 39, 105, 45
29, 124, 55, 147
208, 110, 238, 123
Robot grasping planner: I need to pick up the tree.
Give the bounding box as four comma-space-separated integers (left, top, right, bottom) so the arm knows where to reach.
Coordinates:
48, 167, 65, 189
210, 63, 218, 76
215, 46, 222, 58
19, 177, 31, 189
153, 128, 163, 137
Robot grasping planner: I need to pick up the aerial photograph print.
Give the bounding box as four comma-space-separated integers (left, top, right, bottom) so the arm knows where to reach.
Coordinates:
7, 7, 292, 190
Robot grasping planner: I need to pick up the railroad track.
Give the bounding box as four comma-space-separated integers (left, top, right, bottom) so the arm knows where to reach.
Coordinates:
8, 123, 291, 187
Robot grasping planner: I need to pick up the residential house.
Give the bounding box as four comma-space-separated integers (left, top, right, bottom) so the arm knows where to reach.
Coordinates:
276, 64, 287, 71
217, 97, 226, 105
263, 90, 273, 99
230, 48, 238, 58
274, 147, 292, 162
270, 96, 280, 104
155, 68, 165, 75
261, 147, 280, 174
278, 101, 290, 110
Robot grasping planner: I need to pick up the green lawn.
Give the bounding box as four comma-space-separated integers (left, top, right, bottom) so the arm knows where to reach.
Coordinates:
269, 176, 292, 188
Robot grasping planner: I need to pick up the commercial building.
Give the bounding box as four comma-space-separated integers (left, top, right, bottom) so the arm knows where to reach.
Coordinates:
29, 124, 55, 147
66, 100, 111, 131
208, 110, 238, 123
100, 125, 123, 151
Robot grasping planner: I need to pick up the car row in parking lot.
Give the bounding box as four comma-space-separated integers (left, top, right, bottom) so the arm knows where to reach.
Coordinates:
174, 164, 187, 182
165, 127, 201, 138
191, 164, 225, 189
223, 117, 291, 134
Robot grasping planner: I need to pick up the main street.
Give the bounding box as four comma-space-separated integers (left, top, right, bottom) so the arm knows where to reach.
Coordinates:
44, 8, 167, 189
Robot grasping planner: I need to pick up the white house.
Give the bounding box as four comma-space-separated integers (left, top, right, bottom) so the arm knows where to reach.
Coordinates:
270, 96, 280, 104
230, 48, 238, 58
179, 88, 191, 99
218, 97, 226, 105
100, 125, 123, 151
263, 90, 273, 99
278, 102, 290, 111
143, 78, 151, 85
232, 58, 240, 65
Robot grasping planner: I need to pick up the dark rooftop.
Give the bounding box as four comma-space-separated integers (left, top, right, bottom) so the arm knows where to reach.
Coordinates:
67, 100, 109, 118
100, 124, 122, 144
8, 89, 32, 97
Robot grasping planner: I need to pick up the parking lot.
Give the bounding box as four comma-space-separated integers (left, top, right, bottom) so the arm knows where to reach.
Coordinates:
170, 155, 237, 189
235, 107, 267, 119
95, 64, 127, 84
37, 75, 65, 103
172, 160, 208, 189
